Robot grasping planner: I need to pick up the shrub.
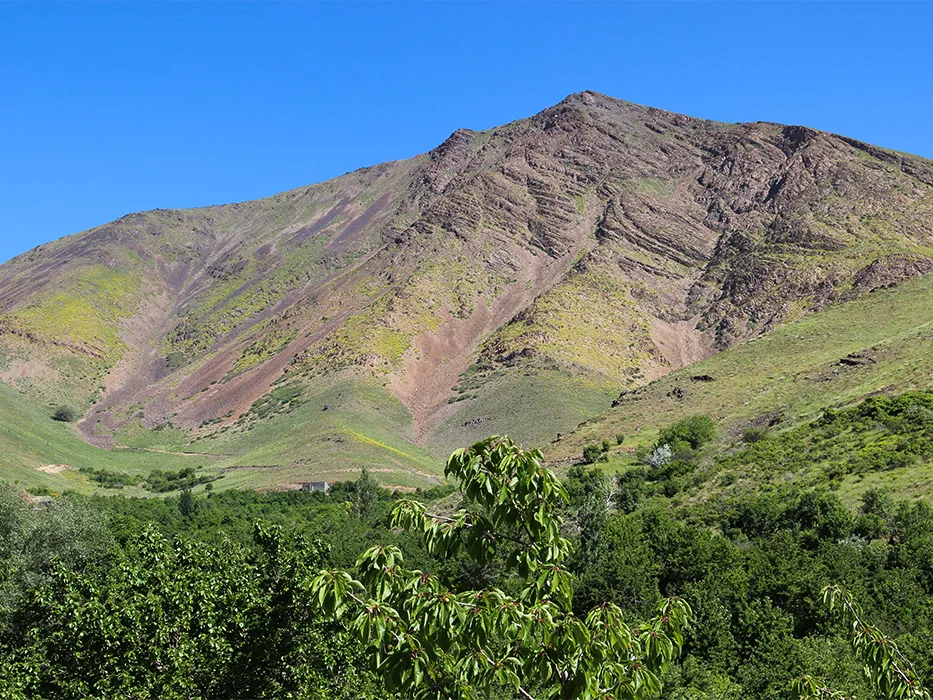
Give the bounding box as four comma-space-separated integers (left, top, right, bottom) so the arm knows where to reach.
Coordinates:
615, 434, 625, 445
823, 461, 849, 481
144, 467, 219, 493
860, 487, 892, 519
165, 351, 186, 371
601, 439, 611, 453
614, 469, 646, 513
52, 405, 78, 422
647, 444, 673, 468
743, 426, 768, 443
658, 414, 716, 450
854, 512, 886, 539
582, 444, 603, 464
80, 467, 141, 489
790, 491, 854, 543
667, 439, 697, 463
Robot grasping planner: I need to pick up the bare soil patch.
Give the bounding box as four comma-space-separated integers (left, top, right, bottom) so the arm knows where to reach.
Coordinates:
36, 464, 72, 475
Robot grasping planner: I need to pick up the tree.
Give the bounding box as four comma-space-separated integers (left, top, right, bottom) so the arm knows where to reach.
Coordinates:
178, 487, 198, 518
646, 444, 673, 469
860, 488, 893, 521
312, 436, 691, 700
0, 483, 30, 619
564, 466, 613, 561
353, 467, 381, 521
0, 490, 113, 621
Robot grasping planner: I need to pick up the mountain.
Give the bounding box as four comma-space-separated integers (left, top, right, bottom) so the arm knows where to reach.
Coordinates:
3, 91, 933, 492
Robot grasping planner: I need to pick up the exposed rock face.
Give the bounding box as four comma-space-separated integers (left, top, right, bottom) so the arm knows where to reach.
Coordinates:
2, 91, 933, 449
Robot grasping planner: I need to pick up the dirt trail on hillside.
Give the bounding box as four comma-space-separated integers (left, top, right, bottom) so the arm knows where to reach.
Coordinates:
111, 446, 233, 458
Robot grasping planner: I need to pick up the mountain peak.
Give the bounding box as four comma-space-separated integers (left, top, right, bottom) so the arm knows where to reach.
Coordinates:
3, 95, 933, 489
553, 90, 656, 114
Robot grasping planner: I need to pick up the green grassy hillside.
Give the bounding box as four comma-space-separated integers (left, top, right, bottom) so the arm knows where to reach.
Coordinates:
549, 272, 933, 503
0, 374, 443, 495
0, 382, 220, 495
7, 269, 933, 501
428, 368, 617, 454
8, 265, 933, 499
187, 375, 441, 490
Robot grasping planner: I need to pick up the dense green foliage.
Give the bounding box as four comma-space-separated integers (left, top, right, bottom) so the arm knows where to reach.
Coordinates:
795, 586, 930, 699
3, 525, 378, 699
657, 415, 716, 452
0, 481, 396, 699
564, 467, 933, 699
79, 465, 219, 492
353, 466, 381, 521
1, 410, 931, 698
583, 444, 607, 464
314, 437, 691, 699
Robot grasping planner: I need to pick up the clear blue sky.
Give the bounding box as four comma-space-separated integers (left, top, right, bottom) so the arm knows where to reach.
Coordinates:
2, 2, 932, 264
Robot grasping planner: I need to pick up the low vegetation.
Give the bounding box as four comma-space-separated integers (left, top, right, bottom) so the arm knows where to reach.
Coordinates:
79, 465, 219, 492
711, 392, 933, 495
51, 405, 77, 423
554, 272, 933, 505
237, 380, 306, 424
